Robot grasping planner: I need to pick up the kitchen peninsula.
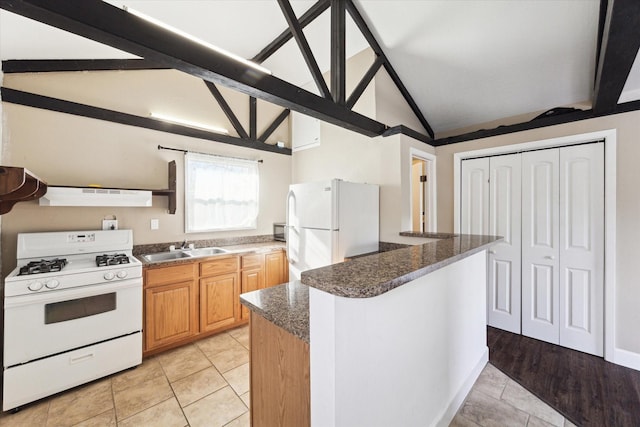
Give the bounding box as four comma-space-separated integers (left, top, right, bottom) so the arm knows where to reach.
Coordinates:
241, 234, 501, 427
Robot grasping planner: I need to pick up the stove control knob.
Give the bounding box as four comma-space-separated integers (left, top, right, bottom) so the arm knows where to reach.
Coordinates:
104, 272, 115, 281
117, 270, 128, 279
45, 279, 60, 289
28, 281, 43, 292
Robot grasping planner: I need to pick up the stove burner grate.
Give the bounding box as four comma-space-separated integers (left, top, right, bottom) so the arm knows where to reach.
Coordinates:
19, 258, 68, 275
96, 253, 131, 267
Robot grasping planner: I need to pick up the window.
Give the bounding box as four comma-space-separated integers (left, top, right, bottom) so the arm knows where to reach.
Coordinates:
185, 153, 259, 232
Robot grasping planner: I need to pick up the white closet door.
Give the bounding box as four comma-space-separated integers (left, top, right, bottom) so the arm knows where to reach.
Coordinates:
559, 144, 604, 356
461, 158, 489, 235
487, 154, 522, 334
522, 149, 560, 343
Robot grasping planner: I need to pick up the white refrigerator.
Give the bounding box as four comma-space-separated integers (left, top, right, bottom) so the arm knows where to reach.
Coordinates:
286, 179, 379, 280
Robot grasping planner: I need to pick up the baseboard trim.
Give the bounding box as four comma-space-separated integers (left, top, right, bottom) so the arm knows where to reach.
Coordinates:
613, 348, 640, 371
435, 346, 489, 427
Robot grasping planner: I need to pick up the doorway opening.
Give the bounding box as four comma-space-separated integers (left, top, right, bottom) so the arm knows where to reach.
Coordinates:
411, 155, 433, 232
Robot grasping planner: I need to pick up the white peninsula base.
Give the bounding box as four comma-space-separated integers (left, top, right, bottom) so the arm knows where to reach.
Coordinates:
309, 250, 488, 427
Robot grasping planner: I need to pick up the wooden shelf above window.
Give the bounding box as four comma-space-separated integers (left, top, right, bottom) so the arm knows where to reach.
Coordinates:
0, 166, 48, 214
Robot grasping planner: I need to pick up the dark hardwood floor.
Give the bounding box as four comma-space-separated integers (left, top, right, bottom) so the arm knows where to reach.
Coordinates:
488, 326, 640, 426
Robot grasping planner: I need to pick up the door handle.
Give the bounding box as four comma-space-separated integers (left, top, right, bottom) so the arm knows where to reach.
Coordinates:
488, 250, 496, 255
544, 255, 555, 260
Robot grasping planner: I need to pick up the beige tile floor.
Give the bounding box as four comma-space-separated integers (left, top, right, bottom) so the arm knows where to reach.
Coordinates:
0, 325, 575, 427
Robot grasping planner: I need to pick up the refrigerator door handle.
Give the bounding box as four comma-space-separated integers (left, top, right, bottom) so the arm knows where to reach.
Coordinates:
285, 189, 294, 262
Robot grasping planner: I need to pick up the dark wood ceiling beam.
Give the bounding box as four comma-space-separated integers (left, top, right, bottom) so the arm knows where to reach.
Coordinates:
2, 58, 166, 73
382, 125, 431, 144
249, 97, 258, 140
346, 56, 384, 109
345, 0, 434, 139
594, 0, 609, 86
204, 81, 249, 139
431, 99, 640, 146
276, 0, 332, 99
259, 109, 290, 142
0, 0, 386, 138
1, 87, 291, 155
593, 0, 640, 114
251, 0, 330, 64
331, 0, 346, 104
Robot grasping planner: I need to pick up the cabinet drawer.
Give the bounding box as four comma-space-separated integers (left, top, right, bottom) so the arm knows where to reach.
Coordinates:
200, 256, 239, 277
241, 253, 263, 269
145, 263, 195, 287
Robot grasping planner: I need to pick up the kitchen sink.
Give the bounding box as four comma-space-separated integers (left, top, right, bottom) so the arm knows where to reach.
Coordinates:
184, 247, 229, 257
142, 247, 229, 262
142, 251, 193, 262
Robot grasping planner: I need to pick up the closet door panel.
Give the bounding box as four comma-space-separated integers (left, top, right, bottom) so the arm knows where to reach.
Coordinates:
487, 154, 521, 334
559, 144, 604, 356
461, 158, 490, 235
521, 149, 560, 344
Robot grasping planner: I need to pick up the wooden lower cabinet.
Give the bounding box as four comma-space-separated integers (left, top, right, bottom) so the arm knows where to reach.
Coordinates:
145, 279, 198, 351
143, 249, 288, 355
241, 268, 263, 320
250, 312, 310, 426
265, 250, 288, 287
200, 272, 239, 333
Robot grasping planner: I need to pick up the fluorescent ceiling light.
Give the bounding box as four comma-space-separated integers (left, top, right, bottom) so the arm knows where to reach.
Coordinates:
123, 5, 272, 75
150, 112, 229, 134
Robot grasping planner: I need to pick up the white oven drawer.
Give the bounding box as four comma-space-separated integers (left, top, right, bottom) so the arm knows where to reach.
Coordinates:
3, 332, 141, 411
4, 279, 142, 367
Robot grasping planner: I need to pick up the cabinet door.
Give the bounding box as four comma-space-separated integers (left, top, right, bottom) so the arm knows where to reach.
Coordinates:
559, 143, 604, 356
145, 280, 198, 351
522, 149, 560, 344
241, 268, 263, 320
487, 154, 522, 334
200, 273, 239, 333
265, 251, 286, 288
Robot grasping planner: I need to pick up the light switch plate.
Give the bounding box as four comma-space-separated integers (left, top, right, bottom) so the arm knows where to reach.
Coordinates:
150, 219, 159, 230
102, 219, 118, 230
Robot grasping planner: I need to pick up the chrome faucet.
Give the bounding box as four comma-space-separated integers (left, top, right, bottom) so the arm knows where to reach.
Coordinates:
180, 240, 188, 249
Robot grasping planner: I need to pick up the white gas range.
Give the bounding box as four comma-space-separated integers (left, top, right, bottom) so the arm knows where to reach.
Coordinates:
3, 229, 143, 412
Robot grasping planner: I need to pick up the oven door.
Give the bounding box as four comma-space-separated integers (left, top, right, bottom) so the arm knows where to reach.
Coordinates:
4, 279, 142, 367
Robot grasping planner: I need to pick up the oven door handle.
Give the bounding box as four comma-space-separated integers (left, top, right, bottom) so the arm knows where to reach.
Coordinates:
4, 279, 141, 308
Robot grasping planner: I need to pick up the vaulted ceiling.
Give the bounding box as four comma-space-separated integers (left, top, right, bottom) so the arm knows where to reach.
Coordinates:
1, 0, 639, 144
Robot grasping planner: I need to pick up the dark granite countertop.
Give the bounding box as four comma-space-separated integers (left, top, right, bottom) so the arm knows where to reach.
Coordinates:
240, 234, 501, 341
240, 281, 309, 343
300, 234, 502, 298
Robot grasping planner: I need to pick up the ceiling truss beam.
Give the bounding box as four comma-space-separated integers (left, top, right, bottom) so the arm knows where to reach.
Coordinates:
252, 0, 330, 64
204, 81, 250, 139
345, 0, 434, 139
2, 59, 167, 73
346, 56, 384, 109
593, 0, 640, 114
249, 97, 258, 139
276, 0, 332, 99
0, 0, 386, 138
259, 109, 291, 143
330, 0, 346, 104
0, 87, 291, 154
